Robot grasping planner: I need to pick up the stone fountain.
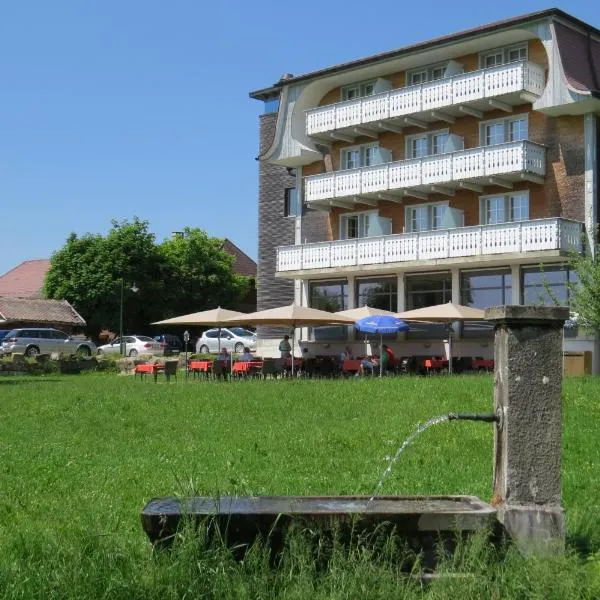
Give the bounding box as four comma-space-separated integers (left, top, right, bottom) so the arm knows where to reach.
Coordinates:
141, 305, 569, 556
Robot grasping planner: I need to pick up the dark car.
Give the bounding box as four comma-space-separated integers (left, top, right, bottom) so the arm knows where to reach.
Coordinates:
153, 334, 183, 356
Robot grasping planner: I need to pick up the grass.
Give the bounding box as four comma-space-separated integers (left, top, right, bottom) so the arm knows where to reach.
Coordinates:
1, 373, 600, 598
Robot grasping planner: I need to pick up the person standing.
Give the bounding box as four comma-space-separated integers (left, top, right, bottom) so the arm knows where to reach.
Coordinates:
279, 334, 292, 358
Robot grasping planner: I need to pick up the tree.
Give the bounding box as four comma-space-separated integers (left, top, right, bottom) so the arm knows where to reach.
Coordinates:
44, 220, 249, 337
157, 227, 249, 317
568, 248, 600, 331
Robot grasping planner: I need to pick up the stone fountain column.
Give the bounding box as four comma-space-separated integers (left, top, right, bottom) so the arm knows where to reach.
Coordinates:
485, 305, 569, 551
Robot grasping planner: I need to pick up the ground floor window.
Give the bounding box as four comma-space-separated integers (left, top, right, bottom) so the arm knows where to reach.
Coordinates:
521, 264, 578, 306
309, 280, 348, 341
356, 277, 397, 311
461, 268, 512, 337
405, 273, 452, 338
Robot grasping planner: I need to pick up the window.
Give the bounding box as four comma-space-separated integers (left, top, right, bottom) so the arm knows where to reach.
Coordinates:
480, 44, 527, 68
356, 278, 398, 312
284, 187, 301, 217
340, 211, 374, 239
405, 273, 452, 339
407, 63, 448, 85
461, 269, 512, 337
480, 193, 529, 225
309, 280, 349, 341
405, 203, 448, 232
482, 116, 528, 146
521, 265, 579, 306
341, 80, 376, 101
341, 144, 382, 170
406, 129, 450, 158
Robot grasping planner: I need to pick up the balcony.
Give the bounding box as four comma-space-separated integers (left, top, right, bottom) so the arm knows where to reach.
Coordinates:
306, 61, 545, 138
305, 141, 545, 206
277, 219, 582, 273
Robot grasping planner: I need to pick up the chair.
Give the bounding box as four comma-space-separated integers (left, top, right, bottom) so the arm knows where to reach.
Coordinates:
274, 358, 287, 378
318, 357, 338, 378
212, 360, 229, 380
162, 361, 178, 382
261, 358, 278, 379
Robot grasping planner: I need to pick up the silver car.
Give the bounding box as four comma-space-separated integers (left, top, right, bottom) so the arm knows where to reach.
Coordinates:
196, 327, 256, 354
96, 335, 164, 357
0, 328, 96, 357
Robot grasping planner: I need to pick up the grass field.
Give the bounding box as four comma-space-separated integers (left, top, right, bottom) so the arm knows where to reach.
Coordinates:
1, 373, 600, 598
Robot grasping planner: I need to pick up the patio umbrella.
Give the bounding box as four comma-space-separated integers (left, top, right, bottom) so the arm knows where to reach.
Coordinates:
222, 303, 355, 375
334, 306, 399, 320
355, 315, 409, 377
396, 302, 485, 374
152, 307, 246, 353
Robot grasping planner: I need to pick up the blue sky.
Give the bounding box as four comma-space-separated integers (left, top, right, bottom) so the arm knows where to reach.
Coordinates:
1, 0, 598, 277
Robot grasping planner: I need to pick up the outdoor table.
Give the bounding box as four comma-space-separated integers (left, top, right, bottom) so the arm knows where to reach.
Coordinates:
342, 359, 362, 374
472, 358, 494, 372
231, 361, 263, 378
134, 363, 163, 382
189, 360, 213, 378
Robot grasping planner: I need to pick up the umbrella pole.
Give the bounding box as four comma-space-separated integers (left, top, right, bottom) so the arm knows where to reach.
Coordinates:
218, 327, 221, 353
291, 327, 295, 377
379, 333, 383, 377
448, 325, 453, 375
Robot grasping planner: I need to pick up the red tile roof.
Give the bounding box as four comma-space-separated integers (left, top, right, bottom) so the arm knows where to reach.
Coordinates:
0, 297, 86, 326
0, 259, 51, 298
223, 239, 257, 277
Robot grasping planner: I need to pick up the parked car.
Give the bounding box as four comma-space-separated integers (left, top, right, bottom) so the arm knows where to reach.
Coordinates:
96, 335, 163, 357
0, 328, 96, 357
0, 330, 12, 343
153, 333, 183, 356
196, 327, 256, 354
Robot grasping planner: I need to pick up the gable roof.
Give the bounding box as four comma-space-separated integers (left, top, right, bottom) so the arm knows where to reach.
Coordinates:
223, 239, 257, 277
250, 8, 600, 99
0, 297, 86, 326
0, 259, 51, 299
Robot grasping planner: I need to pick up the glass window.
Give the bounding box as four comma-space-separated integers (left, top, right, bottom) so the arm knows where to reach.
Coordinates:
406, 273, 452, 339
507, 46, 527, 63
309, 280, 348, 341
508, 118, 528, 141
341, 81, 375, 101
342, 149, 360, 170
284, 188, 300, 217
362, 82, 375, 96
510, 193, 529, 221
406, 203, 447, 232
432, 205, 446, 230
432, 133, 449, 155
341, 212, 372, 239
409, 71, 427, 85
364, 146, 377, 166
356, 278, 398, 312
486, 197, 505, 224
484, 52, 503, 68
485, 122, 505, 146
342, 85, 360, 100
431, 66, 445, 80
521, 265, 578, 306
461, 269, 512, 337
411, 137, 428, 158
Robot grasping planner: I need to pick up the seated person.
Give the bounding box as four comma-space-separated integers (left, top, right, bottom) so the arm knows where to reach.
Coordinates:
359, 353, 380, 376
339, 346, 354, 362
239, 347, 254, 361
217, 347, 230, 362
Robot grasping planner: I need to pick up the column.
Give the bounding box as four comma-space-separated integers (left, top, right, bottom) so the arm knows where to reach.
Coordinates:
485, 305, 569, 551
451, 268, 460, 304
584, 113, 597, 258
511, 264, 521, 305
397, 273, 405, 312
347, 275, 356, 340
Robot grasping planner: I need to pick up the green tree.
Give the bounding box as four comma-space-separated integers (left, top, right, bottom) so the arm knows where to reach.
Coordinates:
44, 218, 165, 335
157, 227, 249, 317
568, 248, 600, 331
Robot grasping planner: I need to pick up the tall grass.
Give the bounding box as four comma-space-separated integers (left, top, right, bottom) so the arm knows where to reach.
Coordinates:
1, 374, 599, 598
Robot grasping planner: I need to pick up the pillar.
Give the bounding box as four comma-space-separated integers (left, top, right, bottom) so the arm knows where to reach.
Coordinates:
510, 264, 521, 305
485, 305, 569, 551
347, 275, 356, 341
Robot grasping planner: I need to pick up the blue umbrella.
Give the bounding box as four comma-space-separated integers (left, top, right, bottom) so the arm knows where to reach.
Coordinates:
355, 315, 409, 376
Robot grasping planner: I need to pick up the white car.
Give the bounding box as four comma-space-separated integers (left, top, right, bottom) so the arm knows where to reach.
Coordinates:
196, 327, 256, 354
97, 335, 164, 357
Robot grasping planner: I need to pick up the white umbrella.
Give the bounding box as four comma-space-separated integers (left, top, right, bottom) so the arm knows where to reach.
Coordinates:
222, 303, 355, 375
396, 302, 485, 374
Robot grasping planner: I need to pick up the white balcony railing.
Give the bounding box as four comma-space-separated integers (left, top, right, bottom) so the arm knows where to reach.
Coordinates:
304, 141, 545, 203
276, 219, 583, 272
306, 61, 545, 136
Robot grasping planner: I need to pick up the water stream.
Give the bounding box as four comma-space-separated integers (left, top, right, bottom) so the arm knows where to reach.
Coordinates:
369, 415, 450, 502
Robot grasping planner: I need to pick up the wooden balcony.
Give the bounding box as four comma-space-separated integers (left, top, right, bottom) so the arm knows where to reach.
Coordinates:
276, 218, 582, 273
304, 141, 545, 206
306, 61, 545, 139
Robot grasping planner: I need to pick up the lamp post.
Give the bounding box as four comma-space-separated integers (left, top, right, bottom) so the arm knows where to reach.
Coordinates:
119, 280, 139, 356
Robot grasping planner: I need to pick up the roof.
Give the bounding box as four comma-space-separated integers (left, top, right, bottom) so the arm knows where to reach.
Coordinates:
223, 239, 257, 277
250, 8, 600, 99
0, 297, 86, 326
0, 259, 51, 298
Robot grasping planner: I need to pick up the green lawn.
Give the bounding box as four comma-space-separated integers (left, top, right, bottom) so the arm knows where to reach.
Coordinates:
1, 373, 600, 598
